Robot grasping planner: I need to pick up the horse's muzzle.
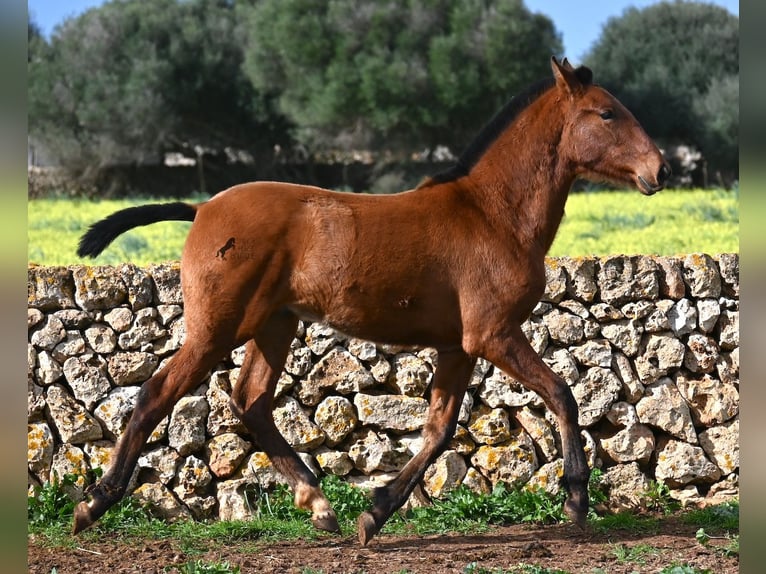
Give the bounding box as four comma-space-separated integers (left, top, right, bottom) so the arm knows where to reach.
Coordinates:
638, 162, 671, 195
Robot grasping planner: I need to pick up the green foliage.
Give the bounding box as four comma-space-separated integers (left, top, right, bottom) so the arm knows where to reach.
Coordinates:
464, 563, 570, 574
610, 542, 660, 565
172, 559, 241, 574
591, 512, 660, 535
240, 0, 561, 153
642, 480, 680, 515
658, 565, 711, 574
27, 473, 77, 529
584, 1, 738, 178
682, 500, 739, 531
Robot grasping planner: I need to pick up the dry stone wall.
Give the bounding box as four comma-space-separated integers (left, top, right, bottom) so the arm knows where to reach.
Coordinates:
27, 255, 739, 521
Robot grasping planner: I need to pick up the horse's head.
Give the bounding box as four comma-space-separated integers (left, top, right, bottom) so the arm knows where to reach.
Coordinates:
552, 57, 671, 195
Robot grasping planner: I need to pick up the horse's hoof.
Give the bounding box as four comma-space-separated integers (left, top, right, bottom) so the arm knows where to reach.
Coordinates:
312, 512, 341, 534
72, 501, 96, 535
357, 512, 379, 546
564, 499, 588, 530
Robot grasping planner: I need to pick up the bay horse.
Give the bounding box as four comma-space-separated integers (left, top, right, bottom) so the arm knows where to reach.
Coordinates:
74, 57, 670, 544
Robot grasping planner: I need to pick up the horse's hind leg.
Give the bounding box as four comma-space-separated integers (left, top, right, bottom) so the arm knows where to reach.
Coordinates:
230, 311, 339, 533
72, 337, 225, 534
357, 350, 476, 545
480, 325, 590, 527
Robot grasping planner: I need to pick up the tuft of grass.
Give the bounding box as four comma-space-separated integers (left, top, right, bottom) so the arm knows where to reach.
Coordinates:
610, 542, 662, 565
658, 565, 711, 574
682, 500, 739, 531
171, 559, 241, 574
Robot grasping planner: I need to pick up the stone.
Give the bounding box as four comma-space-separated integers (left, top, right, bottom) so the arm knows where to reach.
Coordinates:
655, 439, 721, 487
84, 324, 117, 354
205, 433, 252, 478
305, 323, 345, 355
570, 367, 622, 427
461, 466, 492, 495
51, 330, 87, 363
46, 384, 103, 444
103, 308, 134, 332
206, 371, 247, 436
521, 317, 549, 355
562, 257, 598, 302
644, 300, 673, 332
28, 377, 46, 421
675, 373, 738, 426
590, 303, 623, 321
147, 263, 183, 305
636, 378, 697, 444
470, 429, 538, 487
72, 266, 128, 310
542, 348, 579, 385
684, 334, 719, 373
598, 256, 660, 305
655, 256, 686, 299
611, 352, 644, 403
271, 395, 325, 451
599, 403, 655, 464
284, 339, 313, 377
30, 315, 66, 350
35, 350, 63, 385
634, 332, 686, 384
117, 263, 154, 310
449, 425, 476, 455
621, 300, 655, 320
28, 422, 55, 475
168, 396, 210, 456
245, 451, 288, 488
368, 354, 392, 383
570, 339, 613, 368
49, 444, 88, 499
63, 354, 111, 410
469, 358, 492, 388
526, 459, 564, 495
117, 308, 166, 350
314, 395, 357, 446
27, 266, 76, 310
682, 254, 721, 298
53, 309, 91, 329
599, 320, 642, 357
541, 260, 567, 303
467, 405, 512, 445
347, 430, 411, 473
348, 338, 378, 361
698, 419, 739, 476
82, 440, 115, 475
697, 299, 721, 333
94, 386, 141, 439
717, 310, 739, 350
423, 450, 467, 498
716, 253, 739, 296
514, 407, 557, 462
107, 351, 159, 386
174, 455, 213, 497
132, 482, 191, 522
157, 304, 183, 325
479, 367, 540, 408
716, 349, 739, 386
388, 353, 433, 397
315, 448, 354, 476
138, 446, 182, 484
354, 393, 428, 433
299, 347, 375, 405
667, 298, 698, 337
601, 462, 651, 510
28, 308, 44, 329
542, 308, 584, 346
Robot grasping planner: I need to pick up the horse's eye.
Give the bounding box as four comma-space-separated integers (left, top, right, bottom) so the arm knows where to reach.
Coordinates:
600, 110, 615, 120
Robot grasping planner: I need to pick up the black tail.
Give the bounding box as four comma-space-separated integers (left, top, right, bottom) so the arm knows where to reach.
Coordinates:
77, 202, 198, 258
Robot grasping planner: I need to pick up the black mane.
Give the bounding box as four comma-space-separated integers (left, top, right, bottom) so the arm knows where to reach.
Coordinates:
427, 66, 593, 185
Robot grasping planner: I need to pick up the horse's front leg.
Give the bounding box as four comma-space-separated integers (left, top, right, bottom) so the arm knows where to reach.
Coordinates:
357, 350, 476, 545
477, 324, 590, 527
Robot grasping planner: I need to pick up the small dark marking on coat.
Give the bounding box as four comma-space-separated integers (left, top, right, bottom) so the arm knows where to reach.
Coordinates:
216, 237, 236, 259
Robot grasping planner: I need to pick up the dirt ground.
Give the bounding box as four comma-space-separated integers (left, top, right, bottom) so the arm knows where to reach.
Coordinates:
28, 516, 738, 574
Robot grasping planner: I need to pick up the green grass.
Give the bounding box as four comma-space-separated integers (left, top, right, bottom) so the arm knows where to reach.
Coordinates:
27, 188, 737, 266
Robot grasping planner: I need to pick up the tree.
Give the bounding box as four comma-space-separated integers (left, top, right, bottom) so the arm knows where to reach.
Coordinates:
584, 1, 738, 182
28, 0, 287, 173
239, 0, 562, 155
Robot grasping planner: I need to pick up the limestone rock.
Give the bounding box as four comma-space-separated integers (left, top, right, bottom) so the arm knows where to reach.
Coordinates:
675, 373, 739, 426
84, 324, 117, 354
72, 266, 128, 310
273, 396, 325, 451
717, 253, 739, 297
354, 393, 428, 433
28, 422, 55, 475
521, 317, 549, 355
173, 455, 213, 497
562, 257, 598, 302
697, 299, 721, 333
138, 446, 182, 484
600, 320, 642, 357
667, 298, 698, 337
601, 463, 650, 510
570, 367, 622, 427
347, 430, 411, 473
541, 260, 567, 303
599, 403, 655, 464
611, 352, 644, 403
684, 334, 719, 373
479, 367, 540, 408
132, 482, 191, 522
542, 348, 579, 385
423, 450, 467, 498
28, 377, 46, 421
168, 396, 210, 456
284, 339, 313, 377
514, 407, 557, 462
147, 263, 182, 305
107, 351, 159, 386
655, 256, 686, 299
299, 347, 375, 405
526, 459, 564, 495
570, 339, 613, 368
30, 315, 66, 350
717, 310, 739, 350
305, 323, 345, 355
103, 308, 134, 332
388, 353, 433, 397
699, 418, 739, 476
63, 354, 111, 410
28, 266, 76, 310
467, 405, 512, 445
35, 350, 63, 386
636, 378, 697, 444
49, 444, 88, 499
634, 332, 686, 384
542, 308, 584, 346
470, 429, 538, 487
461, 466, 492, 495
314, 395, 357, 446
598, 256, 660, 305
206, 370, 247, 436
46, 384, 103, 444
682, 254, 721, 298
315, 448, 354, 476
94, 386, 141, 439
205, 433, 252, 478
655, 439, 721, 487
117, 308, 165, 350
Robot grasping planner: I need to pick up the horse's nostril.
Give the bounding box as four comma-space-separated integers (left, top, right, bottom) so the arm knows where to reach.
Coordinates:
658, 163, 671, 184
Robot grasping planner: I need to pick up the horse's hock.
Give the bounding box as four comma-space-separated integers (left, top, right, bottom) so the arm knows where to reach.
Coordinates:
28, 254, 739, 521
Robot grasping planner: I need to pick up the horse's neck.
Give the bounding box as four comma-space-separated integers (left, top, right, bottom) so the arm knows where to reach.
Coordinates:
466, 110, 574, 254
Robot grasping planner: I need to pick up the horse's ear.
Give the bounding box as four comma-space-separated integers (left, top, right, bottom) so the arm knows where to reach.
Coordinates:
551, 56, 584, 97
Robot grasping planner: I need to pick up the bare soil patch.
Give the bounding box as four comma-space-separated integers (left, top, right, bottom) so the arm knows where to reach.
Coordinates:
28, 516, 738, 574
